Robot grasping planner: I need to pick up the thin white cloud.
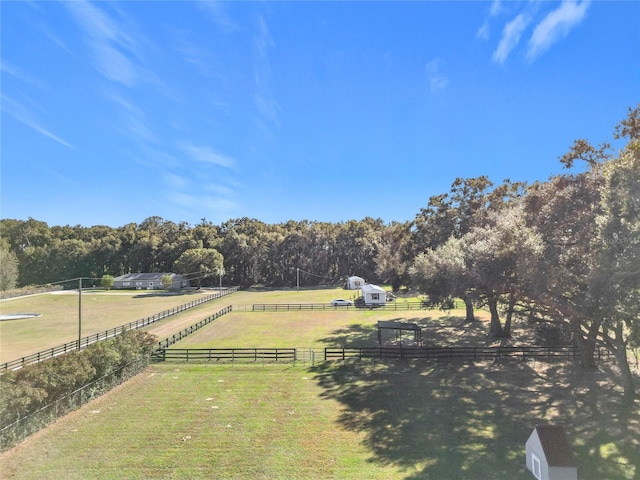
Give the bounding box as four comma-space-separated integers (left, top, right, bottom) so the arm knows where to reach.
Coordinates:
164, 173, 189, 190
476, 0, 504, 41
527, 0, 590, 61
477, 22, 490, 41
197, 0, 238, 32
65, 0, 138, 86
490, 0, 503, 17
23, 121, 74, 148
492, 13, 531, 64
1, 62, 49, 91
253, 14, 280, 135
2, 95, 74, 148
204, 183, 234, 196
181, 144, 236, 168
168, 192, 238, 220
425, 59, 448, 94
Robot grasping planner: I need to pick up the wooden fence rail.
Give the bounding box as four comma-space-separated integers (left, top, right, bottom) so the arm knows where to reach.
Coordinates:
149, 345, 607, 364
248, 301, 440, 312
152, 348, 296, 363
1, 288, 238, 372
324, 346, 583, 362
155, 306, 233, 351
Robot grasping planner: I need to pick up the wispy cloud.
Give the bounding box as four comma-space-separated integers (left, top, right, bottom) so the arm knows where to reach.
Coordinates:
181, 144, 236, 168
425, 59, 448, 93
1, 61, 49, 91
253, 14, 280, 138
168, 191, 238, 223
477, 0, 504, 40
492, 13, 531, 65
527, 0, 590, 61
65, 0, 138, 86
163, 172, 189, 190
489, 0, 503, 17
2, 95, 74, 148
197, 0, 238, 32
483, 0, 590, 64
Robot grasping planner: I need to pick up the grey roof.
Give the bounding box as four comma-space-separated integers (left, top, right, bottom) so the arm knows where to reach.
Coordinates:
378, 321, 421, 331
362, 284, 386, 294
114, 273, 179, 281
535, 426, 576, 467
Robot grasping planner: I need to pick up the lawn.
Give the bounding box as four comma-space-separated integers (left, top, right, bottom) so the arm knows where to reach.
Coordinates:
0, 364, 405, 480
0, 290, 231, 362
1, 288, 638, 479
0, 286, 420, 363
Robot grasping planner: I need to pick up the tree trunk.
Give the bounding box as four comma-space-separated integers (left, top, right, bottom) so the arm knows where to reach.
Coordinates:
463, 297, 475, 322
503, 292, 516, 339
612, 322, 636, 405
573, 333, 597, 369
488, 296, 504, 338
570, 317, 598, 369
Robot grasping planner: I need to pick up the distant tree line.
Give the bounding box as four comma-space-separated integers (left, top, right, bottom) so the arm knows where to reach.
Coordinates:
1, 105, 638, 402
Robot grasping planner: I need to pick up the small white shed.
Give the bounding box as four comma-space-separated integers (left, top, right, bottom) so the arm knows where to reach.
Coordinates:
361, 284, 387, 306
346, 276, 365, 290
525, 426, 577, 480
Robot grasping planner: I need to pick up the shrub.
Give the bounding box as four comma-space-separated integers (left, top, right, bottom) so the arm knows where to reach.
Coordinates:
0, 330, 157, 429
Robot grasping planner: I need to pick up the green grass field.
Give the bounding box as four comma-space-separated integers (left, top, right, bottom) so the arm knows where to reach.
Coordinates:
0, 290, 234, 362
1, 288, 638, 479
0, 286, 421, 362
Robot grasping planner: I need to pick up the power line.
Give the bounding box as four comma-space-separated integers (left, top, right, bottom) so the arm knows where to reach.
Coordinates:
296, 268, 336, 282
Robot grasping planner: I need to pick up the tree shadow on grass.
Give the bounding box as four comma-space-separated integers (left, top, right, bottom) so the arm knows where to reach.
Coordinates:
310, 329, 640, 479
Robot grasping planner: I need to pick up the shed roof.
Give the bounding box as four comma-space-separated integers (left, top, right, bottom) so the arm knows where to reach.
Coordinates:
378, 321, 421, 331
361, 284, 386, 294
534, 426, 576, 467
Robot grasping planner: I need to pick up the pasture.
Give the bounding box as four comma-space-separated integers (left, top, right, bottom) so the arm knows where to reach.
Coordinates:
0, 289, 231, 363
1, 288, 638, 479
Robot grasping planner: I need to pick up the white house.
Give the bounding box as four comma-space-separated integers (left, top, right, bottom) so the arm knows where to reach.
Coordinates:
525, 426, 577, 480
346, 276, 365, 290
361, 284, 387, 306
112, 273, 189, 290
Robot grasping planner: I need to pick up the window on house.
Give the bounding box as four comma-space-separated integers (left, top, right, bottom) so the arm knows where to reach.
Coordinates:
532, 453, 541, 480
372, 294, 379, 300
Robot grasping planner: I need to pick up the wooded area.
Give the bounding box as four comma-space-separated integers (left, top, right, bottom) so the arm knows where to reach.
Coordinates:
1, 105, 638, 402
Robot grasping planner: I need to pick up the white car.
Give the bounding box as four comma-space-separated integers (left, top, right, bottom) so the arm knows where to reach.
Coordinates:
330, 299, 353, 306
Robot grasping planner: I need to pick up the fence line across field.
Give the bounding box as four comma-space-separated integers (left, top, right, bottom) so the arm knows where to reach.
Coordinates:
150, 345, 611, 364
1, 288, 238, 372
236, 300, 458, 312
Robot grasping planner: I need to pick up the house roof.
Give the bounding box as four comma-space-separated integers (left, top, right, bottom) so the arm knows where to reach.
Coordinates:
114, 273, 178, 281
361, 284, 386, 294
533, 426, 576, 467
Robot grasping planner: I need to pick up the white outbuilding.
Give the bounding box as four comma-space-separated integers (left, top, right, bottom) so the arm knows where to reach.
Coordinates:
361, 284, 387, 306
345, 276, 365, 290
525, 426, 577, 480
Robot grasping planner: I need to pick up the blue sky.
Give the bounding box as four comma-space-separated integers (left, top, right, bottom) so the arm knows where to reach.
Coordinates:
2, 1, 638, 228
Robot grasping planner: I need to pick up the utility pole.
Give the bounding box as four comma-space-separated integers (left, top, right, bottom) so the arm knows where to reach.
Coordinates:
297, 268, 299, 292
78, 278, 82, 350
